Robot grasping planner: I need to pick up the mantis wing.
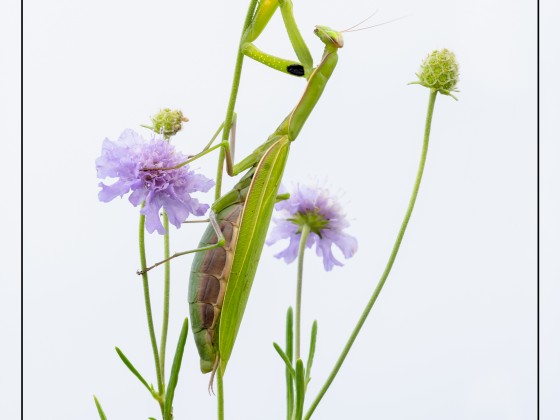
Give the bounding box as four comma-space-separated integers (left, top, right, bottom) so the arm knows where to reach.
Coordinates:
218, 136, 291, 373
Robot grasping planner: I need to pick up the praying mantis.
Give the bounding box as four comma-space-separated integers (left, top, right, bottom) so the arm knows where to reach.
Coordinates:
185, 0, 345, 376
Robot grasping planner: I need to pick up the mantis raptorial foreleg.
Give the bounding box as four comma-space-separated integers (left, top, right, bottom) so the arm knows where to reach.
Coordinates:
241, 0, 313, 78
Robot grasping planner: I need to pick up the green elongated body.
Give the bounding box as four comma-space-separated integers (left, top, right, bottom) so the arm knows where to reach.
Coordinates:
189, 4, 343, 374
188, 136, 289, 372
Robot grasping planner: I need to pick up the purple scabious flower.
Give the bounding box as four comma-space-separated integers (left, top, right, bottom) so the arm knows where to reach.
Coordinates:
96, 129, 214, 234
266, 184, 357, 271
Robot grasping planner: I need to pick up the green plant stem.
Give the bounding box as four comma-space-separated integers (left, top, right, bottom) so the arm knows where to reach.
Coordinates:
217, 365, 225, 420
215, 0, 259, 200
159, 212, 171, 389
295, 224, 311, 360
304, 90, 438, 420
138, 213, 165, 408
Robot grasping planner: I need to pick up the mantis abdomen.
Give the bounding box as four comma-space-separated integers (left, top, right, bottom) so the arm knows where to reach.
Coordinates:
188, 175, 251, 373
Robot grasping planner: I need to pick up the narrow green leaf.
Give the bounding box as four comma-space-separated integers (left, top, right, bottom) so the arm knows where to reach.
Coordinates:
286, 307, 294, 362
115, 347, 152, 393
286, 307, 294, 420
294, 359, 305, 420
163, 317, 189, 420
273, 342, 296, 377
305, 321, 318, 386
93, 395, 107, 420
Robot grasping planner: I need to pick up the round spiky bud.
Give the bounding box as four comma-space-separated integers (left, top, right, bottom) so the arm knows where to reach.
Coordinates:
414, 49, 459, 98
150, 108, 189, 138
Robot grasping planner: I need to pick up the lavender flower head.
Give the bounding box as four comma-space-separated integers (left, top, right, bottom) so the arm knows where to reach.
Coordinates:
96, 129, 214, 234
266, 184, 357, 271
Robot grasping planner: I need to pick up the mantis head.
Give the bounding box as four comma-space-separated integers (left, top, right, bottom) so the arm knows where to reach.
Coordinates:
314, 25, 344, 49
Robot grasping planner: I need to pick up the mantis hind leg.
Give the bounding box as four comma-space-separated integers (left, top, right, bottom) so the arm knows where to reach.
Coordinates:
138, 212, 226, 274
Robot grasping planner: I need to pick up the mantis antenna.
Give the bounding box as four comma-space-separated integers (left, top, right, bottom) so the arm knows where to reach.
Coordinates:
340, 9, 380, 32
341, 11, 410, 33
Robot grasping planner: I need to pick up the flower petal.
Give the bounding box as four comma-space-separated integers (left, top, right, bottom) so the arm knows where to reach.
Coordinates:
323, 230, 358, 259
141, 195, 166, 234
315, 239, 343, 271
98, 179, 134, 202
274, 235, 300, 264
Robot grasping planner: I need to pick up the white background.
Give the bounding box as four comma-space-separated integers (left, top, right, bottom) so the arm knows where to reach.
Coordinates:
14, 0, 547, 418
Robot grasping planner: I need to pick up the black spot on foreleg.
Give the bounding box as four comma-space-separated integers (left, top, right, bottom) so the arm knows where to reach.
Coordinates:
287, 64, 305, 77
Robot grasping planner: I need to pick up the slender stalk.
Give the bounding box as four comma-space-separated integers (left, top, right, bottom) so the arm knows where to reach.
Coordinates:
138, 213, 165, 408
159, 212, 171, 388
215, 0, 259, 199
304, 90, 438, 419
295, 224, 311, 360
217, 365, 225, 420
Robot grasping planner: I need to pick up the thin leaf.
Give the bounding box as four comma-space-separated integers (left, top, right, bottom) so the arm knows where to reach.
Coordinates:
305, 321, 318, 386
286, 307, 294, 362
93, 395, 107, 420
115, 347, 152, 394
163, 317, 189, 420
273, 342, 296, 377
293, 359, 305, 420
286, 307, 294, 420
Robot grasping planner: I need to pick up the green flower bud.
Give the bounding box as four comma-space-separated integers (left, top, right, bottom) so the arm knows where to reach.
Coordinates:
412, 49, 460, 99
149, 108, 189, 137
